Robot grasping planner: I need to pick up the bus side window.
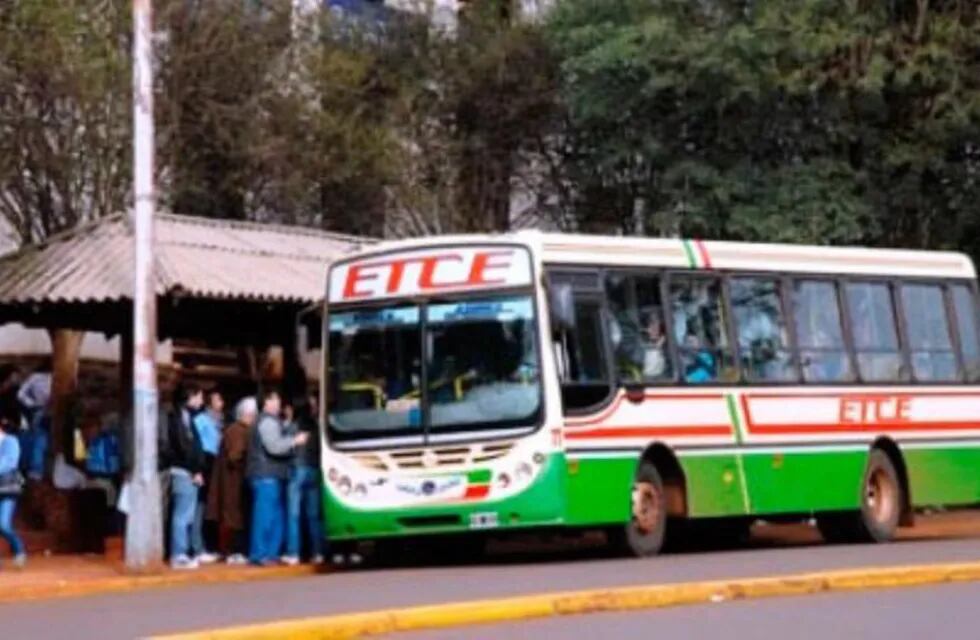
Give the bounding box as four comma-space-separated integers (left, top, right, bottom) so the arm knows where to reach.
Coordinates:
950, 284, 980, 382
605, 272, 672, 383
900, 283, 958, 382
668, 276, 736, 384
730, 277, 797, 382
845, 281, 905, 382
791, 279, 854, 383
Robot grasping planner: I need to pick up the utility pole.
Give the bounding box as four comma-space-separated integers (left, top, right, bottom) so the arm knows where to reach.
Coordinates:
126, 0, 162, 571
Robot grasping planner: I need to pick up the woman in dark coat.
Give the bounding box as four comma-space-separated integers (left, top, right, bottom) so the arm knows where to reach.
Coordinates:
206, 397, 256, 564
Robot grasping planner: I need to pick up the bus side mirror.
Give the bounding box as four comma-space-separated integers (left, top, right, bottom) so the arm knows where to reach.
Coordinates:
548, 281, 576, 334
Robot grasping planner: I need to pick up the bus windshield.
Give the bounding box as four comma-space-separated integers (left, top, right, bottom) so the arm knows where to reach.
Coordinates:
328, 294, 541, 442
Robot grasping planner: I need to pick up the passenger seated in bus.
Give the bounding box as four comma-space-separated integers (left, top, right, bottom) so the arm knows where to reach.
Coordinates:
681, 334, 716, 383
641, 314, 667, 379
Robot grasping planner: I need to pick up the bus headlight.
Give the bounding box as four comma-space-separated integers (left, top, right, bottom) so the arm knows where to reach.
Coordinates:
338, 476, 352, 496
532, 452, 545, 465
353, 483, 367, 498
496, 472, 511, 489
328, 467, 339, 482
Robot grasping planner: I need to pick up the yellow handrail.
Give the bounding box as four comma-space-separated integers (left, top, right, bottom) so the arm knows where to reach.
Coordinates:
399, 371, 478, 402
340, 382, 385, 410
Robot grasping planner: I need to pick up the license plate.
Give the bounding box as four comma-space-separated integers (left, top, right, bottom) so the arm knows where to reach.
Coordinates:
469, 512, 499, 529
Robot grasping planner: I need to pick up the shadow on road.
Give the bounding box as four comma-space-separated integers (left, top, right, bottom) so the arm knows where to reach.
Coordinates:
337, 509, 980, 574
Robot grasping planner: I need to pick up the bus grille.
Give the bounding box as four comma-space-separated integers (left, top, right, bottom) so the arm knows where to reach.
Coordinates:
350, 441, 515, 472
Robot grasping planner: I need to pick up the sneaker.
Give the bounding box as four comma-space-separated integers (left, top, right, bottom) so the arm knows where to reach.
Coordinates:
225, 554, 248, 566
280, 555, 300, 566
12, 553, 26, 570
170, 555, 199, 570
196, 552, 220, 565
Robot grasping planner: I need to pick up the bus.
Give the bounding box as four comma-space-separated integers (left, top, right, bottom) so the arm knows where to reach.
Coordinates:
320, 232, 980, 557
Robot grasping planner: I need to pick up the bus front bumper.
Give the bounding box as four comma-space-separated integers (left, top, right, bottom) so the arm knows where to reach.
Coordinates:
323, 453, 566, 540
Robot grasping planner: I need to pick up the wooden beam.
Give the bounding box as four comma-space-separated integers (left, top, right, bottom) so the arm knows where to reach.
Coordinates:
49, 329, 84, 458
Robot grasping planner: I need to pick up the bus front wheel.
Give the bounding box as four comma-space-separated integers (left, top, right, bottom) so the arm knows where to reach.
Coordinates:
611, 461, 668, 557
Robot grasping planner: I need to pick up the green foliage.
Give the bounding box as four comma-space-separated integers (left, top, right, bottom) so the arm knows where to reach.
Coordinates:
545, 0, 980, 255
4, 0, 980, 260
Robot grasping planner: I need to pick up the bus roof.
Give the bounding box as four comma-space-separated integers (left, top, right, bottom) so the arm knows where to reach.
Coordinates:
334, 232, 976, 280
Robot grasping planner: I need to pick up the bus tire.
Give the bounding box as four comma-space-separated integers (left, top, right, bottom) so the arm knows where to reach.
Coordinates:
855, 449, 903, 543
613, 460, 668, 557
818, 449, 902, 545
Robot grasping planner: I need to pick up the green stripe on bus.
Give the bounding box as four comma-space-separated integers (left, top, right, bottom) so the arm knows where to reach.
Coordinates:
467, 469, 492, 484
725, 394, 745, 446
725, 393, 752, 513
681, 239, 698, 268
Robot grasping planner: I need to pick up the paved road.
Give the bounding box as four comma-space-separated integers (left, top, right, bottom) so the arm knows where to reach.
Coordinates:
397, 582, 980, 640
1, 531, 978, 639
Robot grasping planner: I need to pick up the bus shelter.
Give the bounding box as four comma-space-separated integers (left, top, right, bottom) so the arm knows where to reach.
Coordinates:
0, 212, 364, 552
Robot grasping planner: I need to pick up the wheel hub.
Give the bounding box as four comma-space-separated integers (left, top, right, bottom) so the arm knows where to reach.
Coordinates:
631, 481, 660, 534
866, 468, 897, 524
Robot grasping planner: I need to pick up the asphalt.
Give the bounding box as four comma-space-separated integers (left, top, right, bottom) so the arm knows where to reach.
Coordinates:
1, 535, 978, 639
394, 581, 980, 640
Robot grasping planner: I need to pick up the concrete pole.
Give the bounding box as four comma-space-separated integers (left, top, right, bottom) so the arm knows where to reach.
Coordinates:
125, 0, 163, 571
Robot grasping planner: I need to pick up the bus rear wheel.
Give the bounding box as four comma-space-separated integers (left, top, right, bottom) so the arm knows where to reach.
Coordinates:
858, 449, 902, 542
611, 461, 667, 557
818, 449, 902, 544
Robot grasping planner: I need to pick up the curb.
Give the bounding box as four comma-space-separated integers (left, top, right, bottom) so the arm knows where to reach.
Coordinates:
156, 561, 980, 639
0, 564, 318, 604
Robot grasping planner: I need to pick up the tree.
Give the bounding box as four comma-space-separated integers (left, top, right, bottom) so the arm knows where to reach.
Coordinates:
155, 0, 293, 221
0, 0, 131, 245
544, 0, 980, 254
374, 3, 561, 235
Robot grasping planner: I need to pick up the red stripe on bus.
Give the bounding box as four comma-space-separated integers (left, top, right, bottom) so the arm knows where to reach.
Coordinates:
565, 392, 727, 427
740, 393, 980, 434
464, 485, 490, 500
744, 391, 980, 400
694, 239, 712, 268
747, 422, 980, 435
565, 425, 732, 439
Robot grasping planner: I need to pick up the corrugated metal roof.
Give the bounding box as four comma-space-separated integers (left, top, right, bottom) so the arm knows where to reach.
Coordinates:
0, 213, 367, 305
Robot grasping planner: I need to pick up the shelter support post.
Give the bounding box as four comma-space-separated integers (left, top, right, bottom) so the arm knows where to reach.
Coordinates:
49, 329, 83, 459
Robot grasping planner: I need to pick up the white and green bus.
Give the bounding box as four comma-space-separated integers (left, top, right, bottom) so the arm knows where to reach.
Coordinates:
321, 233, 980, 556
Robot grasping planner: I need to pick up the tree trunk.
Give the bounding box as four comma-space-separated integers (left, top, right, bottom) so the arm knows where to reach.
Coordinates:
49, 329, 84, 459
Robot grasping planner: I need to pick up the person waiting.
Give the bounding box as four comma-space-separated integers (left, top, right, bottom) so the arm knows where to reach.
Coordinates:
167, 386, 207, 570
207, 397, 256, 565
246, 390, 308, 567
0, 415, 26, 569
283, 394, 325, 566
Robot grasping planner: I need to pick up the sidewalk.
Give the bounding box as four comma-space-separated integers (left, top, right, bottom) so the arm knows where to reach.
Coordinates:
0, 553, 318, 604
1, 510, 977, 605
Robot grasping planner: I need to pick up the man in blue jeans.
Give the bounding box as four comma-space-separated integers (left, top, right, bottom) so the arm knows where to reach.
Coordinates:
283, 394, 324, 565
246, 390, 307, 566
167, 386, 206, 570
